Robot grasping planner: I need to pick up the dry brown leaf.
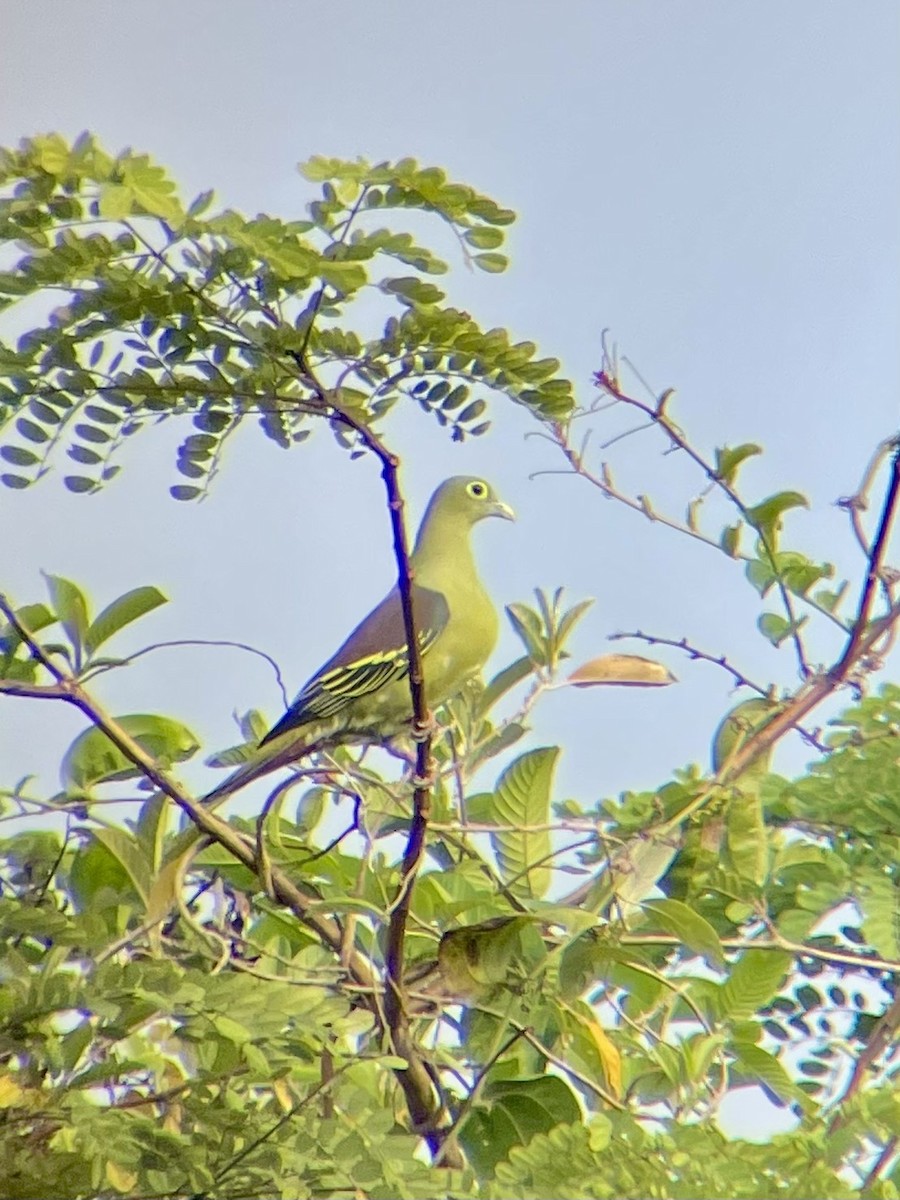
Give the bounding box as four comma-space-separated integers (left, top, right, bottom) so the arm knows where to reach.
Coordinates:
567, 653, 677, 688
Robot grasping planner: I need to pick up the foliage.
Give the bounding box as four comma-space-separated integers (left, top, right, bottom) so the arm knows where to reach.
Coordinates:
0, 133, 571, 498
2, 135, 900, 1200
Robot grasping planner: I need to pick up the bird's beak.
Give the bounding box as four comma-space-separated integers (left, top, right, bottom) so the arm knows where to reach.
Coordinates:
490, 500, 516, 522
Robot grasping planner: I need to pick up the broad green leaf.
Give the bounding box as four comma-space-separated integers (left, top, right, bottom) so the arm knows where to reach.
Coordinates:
642, 898, 725, 969
731, 1041, 813, 1112
719, 949, 790, 1019
505, 602, 546, 664
89, 825, 152, 904
473, 252, 508, 273
34, 132, 70, 176
712, 698, 780, 776
726, 792, 769, 886
758, 611, 792, 646
461, 1075, 581, 1176
43, 573, 90, 659
60, 714, 199, 791
68, 835, 138, 911
745, 490, 808, 541
489, 747, 558, 898
857, 868, 900, 960
0, 602, 56, 651
592, 833, 680, 919
479, 655, 534, 714
98, 184, 134, 220
714, 443, 762, 486
133, 793, 170, 877
463, 226, 504, 250
85, 585, 167, 655
814, 582, 848, 614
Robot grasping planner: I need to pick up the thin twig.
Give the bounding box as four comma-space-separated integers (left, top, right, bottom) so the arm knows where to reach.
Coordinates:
610, 628, 829, 753
594, 366, 811, 677
437, 1027, 526, 1166
81, 637, 290, 708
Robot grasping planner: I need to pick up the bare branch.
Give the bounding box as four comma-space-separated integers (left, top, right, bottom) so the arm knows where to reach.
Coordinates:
610, 628, 829, 753
593, 365, 811, 676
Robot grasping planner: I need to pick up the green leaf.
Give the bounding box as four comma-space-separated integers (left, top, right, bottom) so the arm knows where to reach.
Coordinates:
89, 826, 152, 904
479, 655, 535, 715
463, 226, 504, 250
814, 582, 848, 614
121, 155, 182, 220
98, 184, 134, 220
60, 714, 199, 792
642, 898, 725, 969
758, 611, 792, 646
0, 603, 56, 652
489, 747, 558, 898
16, 416, 49, 443
472, 252, 508, 273
726, 793, 769, 886
712, 698, 780, 775
731, 1042, 813, 1112
0, 445, 39, 467
64, 476, 97, 494
506, 602, 546, 665
68, 836, 137, 910
188, 188, 215, 217
857, 868, 900, 960
460, 1075, 581, 1177
714, 443, 762, 486
719, 949, 791, 1019
85, 586, 168, 655
170, 484, 201, 501
745, 491, 808, 541
43, 573, 90, 659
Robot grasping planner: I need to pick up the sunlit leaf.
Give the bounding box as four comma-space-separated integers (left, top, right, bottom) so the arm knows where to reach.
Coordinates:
60, 714, 199, 791
85, 585, 167, 655
567, 654, 676, 688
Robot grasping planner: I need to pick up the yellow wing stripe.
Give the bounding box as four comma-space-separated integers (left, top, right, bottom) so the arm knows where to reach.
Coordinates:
294, 624, 441, 724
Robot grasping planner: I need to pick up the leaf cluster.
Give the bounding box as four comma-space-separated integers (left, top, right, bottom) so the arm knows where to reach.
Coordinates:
0, 134, 573, 497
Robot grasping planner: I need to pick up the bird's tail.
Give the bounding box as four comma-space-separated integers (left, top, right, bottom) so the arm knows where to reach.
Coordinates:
201, 735, 324, 809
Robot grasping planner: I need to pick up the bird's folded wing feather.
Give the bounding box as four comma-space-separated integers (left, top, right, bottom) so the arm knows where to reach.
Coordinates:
261, 583, 450, 744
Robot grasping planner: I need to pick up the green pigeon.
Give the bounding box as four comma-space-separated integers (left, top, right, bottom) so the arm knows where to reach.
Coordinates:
204, 476, 514, 804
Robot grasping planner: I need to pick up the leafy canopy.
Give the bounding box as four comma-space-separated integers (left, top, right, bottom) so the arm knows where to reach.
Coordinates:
1, 134, 900, 1200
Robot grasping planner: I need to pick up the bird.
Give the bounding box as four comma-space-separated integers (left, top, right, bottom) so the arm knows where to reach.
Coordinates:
203, 476, 514, 805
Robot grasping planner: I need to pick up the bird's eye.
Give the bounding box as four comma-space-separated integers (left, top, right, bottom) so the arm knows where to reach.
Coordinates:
467, 481, 488, 499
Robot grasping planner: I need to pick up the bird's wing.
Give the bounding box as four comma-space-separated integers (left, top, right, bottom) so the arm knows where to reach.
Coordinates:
260, 583, 449, 745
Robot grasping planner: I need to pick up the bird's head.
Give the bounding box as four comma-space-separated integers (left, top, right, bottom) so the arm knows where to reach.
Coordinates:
421, 476, 516, 531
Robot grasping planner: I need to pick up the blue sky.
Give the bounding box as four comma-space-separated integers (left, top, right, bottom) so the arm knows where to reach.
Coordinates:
1, 0, 898, 1139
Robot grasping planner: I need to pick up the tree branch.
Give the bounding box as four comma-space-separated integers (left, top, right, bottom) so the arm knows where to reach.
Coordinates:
830, 437, 900, 679
593, 364, 812, 677
0, 593, 376, 995
610, 628, 829, 753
